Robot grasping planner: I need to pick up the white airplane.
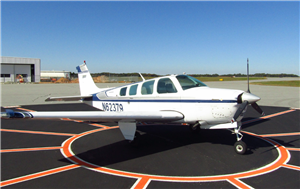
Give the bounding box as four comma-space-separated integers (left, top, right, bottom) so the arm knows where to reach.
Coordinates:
4, 60, 264, 154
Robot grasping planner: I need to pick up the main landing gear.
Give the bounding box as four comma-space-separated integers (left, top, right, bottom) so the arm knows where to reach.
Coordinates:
129, 131, 141, 147
232, 126, 247, 155
189, 122, 200, 133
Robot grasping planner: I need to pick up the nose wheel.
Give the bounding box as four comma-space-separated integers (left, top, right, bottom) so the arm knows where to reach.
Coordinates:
234, 140, 247, 155
232, 126, 247, 155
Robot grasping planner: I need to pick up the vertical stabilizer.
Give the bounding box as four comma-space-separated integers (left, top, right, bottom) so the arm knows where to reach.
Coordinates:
76, 62, 100, 96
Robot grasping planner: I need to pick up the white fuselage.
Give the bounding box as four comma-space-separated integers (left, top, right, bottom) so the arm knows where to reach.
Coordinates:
85, 75, 244, 126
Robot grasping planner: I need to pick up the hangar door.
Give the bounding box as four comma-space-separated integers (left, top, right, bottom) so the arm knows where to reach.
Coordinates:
1, 64, 31, 82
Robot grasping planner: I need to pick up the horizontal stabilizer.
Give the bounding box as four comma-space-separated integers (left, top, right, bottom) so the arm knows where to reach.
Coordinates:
45, 95, 93, 102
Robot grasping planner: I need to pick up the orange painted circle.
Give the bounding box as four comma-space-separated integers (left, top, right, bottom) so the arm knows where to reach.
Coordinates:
60, 127, 290, 183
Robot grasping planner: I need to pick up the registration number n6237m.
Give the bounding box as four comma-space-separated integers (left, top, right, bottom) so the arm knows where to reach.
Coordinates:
102, 103, 124, 112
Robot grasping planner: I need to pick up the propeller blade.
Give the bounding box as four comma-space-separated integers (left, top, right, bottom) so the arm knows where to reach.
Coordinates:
232, 101, 248, 122
251, 102, 265, 116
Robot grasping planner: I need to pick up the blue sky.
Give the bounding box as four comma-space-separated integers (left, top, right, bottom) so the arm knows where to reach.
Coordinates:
1, 1, 299, 75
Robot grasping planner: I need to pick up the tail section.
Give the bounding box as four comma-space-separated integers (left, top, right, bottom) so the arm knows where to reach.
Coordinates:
76, 62, 100, 96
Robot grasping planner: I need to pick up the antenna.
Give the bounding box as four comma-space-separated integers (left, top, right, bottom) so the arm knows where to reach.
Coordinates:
139, 72, 145, 81
247, 58, 250, 93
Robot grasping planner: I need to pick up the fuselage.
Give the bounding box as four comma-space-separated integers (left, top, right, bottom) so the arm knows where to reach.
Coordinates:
84, 75, 244, 125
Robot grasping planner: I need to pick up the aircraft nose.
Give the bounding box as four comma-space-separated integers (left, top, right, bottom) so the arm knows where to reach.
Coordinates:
242, 92, 261, 104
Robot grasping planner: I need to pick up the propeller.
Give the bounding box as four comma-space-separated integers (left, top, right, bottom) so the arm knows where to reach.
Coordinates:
232, 101, 248, 122
251, 102, 264, 115
232, 59, 265, 122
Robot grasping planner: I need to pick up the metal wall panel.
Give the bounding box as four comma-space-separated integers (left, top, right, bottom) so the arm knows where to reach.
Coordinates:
1, 65, 14, 82
0, 57, 41, 82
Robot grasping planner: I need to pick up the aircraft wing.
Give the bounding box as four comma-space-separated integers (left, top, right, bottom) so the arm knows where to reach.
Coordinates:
3, 110, 184, 122
45, 95, 93, 102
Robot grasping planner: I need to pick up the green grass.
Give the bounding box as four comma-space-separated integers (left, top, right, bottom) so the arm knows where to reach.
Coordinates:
250, 80, 300, 87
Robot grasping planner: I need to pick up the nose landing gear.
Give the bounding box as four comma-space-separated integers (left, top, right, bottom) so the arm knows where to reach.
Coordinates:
232, 126, 247, 155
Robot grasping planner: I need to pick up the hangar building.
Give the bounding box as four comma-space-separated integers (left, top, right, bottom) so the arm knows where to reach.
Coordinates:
0, 57, 41, 83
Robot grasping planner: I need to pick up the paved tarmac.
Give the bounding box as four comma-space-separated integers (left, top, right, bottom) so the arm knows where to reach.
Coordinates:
1, 77, 299, 108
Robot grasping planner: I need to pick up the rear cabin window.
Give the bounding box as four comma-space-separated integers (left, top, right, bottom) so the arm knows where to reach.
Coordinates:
176, 75, 206, 90
141, 80, 155, 95
157, 78, 177, 94
129, 84, 138, 95
120, 87, 127, 96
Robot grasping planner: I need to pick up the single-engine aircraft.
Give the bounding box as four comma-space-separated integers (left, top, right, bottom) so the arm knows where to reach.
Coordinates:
3, 60, 264, 154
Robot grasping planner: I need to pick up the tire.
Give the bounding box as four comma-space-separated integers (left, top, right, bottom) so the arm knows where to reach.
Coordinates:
234, 141, 247, 155
129, 132, 140, 147
189, 124, 200, 133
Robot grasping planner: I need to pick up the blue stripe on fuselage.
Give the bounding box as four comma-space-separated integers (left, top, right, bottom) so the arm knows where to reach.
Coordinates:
90, 94, 236, 103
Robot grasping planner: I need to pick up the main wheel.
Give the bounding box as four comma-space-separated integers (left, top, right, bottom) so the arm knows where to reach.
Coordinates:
189, 124, 200, 133
234, 141, 247, 155
129, 131, 140, 147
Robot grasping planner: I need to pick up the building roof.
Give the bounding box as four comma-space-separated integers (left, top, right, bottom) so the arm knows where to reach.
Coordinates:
1, 56, 41, 64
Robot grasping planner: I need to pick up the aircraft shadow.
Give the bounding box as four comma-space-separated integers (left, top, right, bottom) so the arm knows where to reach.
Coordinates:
241, 117, 270, 129
59, 125, 278, 176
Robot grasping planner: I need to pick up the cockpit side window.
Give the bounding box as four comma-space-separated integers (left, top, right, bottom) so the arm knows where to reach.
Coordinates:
176, 75, 206, 90
120, 87, 127, 96
129, 84, 138, 96
157, 78, 177, 94
141, 80, 155, 95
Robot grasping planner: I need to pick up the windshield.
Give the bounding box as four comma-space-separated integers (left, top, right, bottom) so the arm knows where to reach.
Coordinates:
176, 75, 206, 90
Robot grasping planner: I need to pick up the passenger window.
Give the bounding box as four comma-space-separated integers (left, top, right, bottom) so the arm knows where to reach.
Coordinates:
141, 80, 155, 95
157, 78, 177, 94
120, 87, 127, 96
129, 84, 138, 95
